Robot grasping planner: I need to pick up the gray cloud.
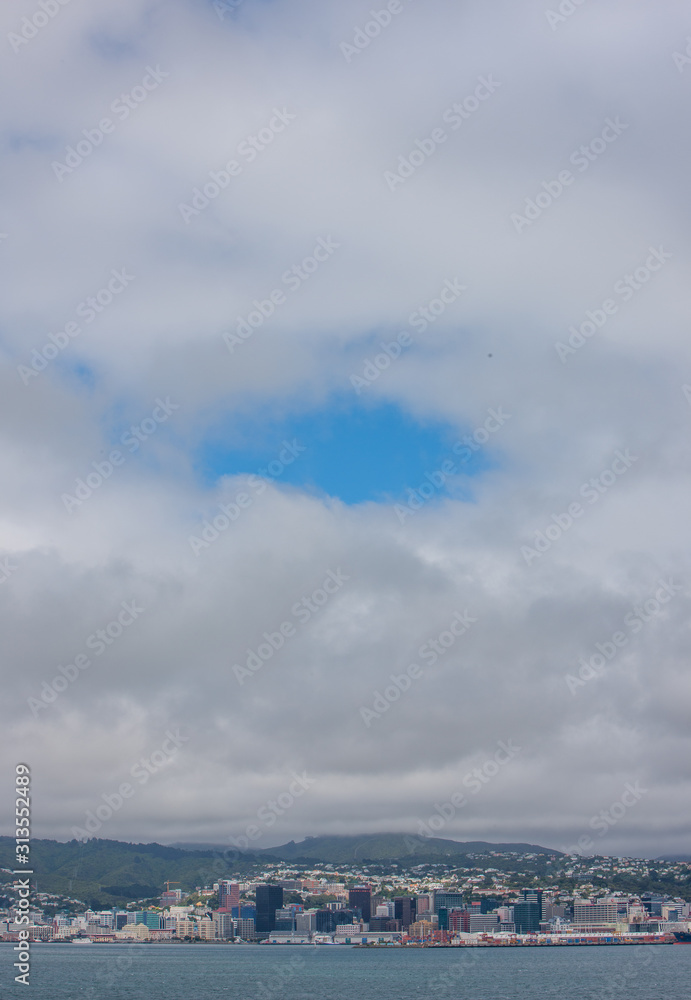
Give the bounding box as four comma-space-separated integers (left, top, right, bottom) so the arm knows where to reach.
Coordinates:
1, 0, 690, 858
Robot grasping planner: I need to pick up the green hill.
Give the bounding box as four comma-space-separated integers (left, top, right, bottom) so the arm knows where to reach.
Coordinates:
0, 833, 561, 907
0, 837, 260, 908
258, 834, 561, 863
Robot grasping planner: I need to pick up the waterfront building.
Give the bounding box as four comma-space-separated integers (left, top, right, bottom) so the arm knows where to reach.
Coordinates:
349, 886, 371, 922
236, 918, 255, 940
394, 896, 417, 929
513, 902, 541, 933
218, 881, 240, 912
574, 901, 617, 926
255, 884, 283, 933
434, 891, 465, 914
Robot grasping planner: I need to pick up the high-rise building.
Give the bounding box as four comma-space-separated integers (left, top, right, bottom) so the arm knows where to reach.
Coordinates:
218, 881, 240, 913
394, 896, 417, 929
513, 902, 540, 933
255, 885, 283, 933
434, 892, 465, 914
521, 889, 544, 918
348, 886, 371, 922
315, 909, 338, 933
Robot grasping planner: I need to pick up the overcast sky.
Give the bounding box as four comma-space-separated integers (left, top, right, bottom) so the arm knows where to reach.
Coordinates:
1, 0, 690, 860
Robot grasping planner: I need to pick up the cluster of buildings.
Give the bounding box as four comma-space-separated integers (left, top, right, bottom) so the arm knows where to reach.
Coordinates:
2, 874, 689, 945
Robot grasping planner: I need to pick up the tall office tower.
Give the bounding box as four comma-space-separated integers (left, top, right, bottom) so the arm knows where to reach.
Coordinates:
434, 891, 466, 914
521, 889, 544, 918
394, 896, 417, 929
513, 902, 541, 933
255, 884, 284, 933
218, 881, 240, 913
348, 886, 371, 922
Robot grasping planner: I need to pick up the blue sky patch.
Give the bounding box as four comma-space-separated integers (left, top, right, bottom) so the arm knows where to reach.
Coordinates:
195, 400, 497, 505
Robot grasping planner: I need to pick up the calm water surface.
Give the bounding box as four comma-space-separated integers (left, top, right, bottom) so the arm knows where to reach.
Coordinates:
1, 942, 689, 999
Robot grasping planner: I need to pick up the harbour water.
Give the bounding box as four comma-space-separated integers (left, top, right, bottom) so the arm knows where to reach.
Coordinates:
1, 942, 690, 998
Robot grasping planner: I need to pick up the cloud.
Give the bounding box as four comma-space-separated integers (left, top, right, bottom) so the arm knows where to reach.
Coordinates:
1, 0, 690, 857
